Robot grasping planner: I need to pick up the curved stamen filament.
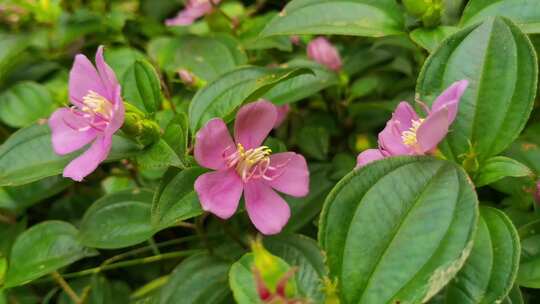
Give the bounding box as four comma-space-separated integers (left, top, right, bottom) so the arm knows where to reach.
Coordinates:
225, 143, 275, 182
401, 118, 424, 146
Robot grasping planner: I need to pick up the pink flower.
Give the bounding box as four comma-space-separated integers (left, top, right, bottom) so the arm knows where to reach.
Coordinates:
48, 46, 125, 182
307, 37, 342, 72
273, 103, 290, 129
357, 80, 469, 167
165, 0, 220, 26
194, 101, 309, 235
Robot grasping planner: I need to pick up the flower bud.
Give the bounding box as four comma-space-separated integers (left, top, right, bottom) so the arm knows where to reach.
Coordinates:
307, 37, 342, 72
402, 0, 443, 27
121, 103, 161, 147
178, 69, 206, 88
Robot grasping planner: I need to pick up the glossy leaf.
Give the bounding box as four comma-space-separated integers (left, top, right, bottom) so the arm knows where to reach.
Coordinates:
104, 47, 146, 80
260, 0, 404, 37
410, 26, 459, 53
516, 219, 540, 287
122, 59, 162, 114
5, 221, 96, 287
79, 190, 154, 249
188, 66, 311, 132
475, 156, 532, 187
151, 167, 205, 230
417, 17, 537, 163
0, 124, 142, 187
319, 157, 479, 303
461, 0, 540, 34
443, 207, 520, 303
0, 82, 58, 128
136, 139, 184, 170
158, 254, 231, 304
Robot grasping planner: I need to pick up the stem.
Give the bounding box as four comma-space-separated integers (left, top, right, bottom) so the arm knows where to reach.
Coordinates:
52, 271, 81, 303
209, 0, 238, 31
0, 213, 15, 225
147, 238, 160, 255
196, 214, 213, 254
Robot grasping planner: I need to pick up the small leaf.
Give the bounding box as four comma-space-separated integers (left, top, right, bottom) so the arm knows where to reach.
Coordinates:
122, 59, 162, 114
516, 219, 540, 287
5, 221, 96, 287
0, 124, 142, 187
104, 47, 146, 80
151, 167, 206, 230
79, 190, 154, 249
319, 157, 479, 303
0, 82, 58, 128
0, 176, 72, 213
443, 207, 521, 303
188, 66, 311, 132
475, 156, 532, 187
260, 0, 404, 37
410, 26, 459, 53
461, 0, 540, 34
136, 139, 184, 170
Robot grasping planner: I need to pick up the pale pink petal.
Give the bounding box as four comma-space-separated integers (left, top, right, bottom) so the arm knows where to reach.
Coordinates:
392, 102, 418, 132
234, 101, 277, 150
69, 53, 108, 107
194, 118, 235, 170
356, 149, 386, 168
431, 80, 469, 124
49, 108, 98, 155
95, 46, 119, 102
194, 169, 243, 219
165, 0, 214, 26
273, 104, 290, 128
264, 152, 309, 197
63, 136, 111, 181
307, 37, 342, 71
244, 181, 290, 235
378, 120, 410, 155
416, 107, 449, 153
106, 86, 125, 135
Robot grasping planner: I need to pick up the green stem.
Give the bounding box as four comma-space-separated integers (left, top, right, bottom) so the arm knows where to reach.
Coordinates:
52, 271, 81, 303
147, 238, 160, 255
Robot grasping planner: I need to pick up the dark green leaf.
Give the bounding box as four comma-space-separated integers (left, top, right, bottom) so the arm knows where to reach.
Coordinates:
122, 59, 162, 114
475, 156, 532, 187
461, 0, 540, 34
410, 26, 459, 53
0, 82, 58, 128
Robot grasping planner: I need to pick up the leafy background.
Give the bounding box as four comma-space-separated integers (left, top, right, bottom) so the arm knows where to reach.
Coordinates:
1, 0, 540, 303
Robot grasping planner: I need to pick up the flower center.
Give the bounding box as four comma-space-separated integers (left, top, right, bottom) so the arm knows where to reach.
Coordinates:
401, 118, 424, 146
65, 90, 113, 133
81, 90, 113, 120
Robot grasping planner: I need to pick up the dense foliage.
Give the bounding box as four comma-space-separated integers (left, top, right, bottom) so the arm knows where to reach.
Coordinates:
1, 0, 540, 303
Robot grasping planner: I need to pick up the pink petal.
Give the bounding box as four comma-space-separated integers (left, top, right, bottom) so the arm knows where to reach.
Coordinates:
392, 102, 418, 132
307, 37, 342, 71
273, 104, 290, 129
431, 80, 469, 124
69, 53, 108, 108
95, 46, 119, 102
264, 152, 309, 197
165, 0, 214, 26
356, 149, 386, 168
49, 108, 98, 155
378, 120, 410, 156
416, 107, 449, 153
234, 101, 277, 150
63, 136, 111, 182
194, 118, 235, 170
106, 86, 125, 136
194, 169, 243, 219
244, 181, 290, 235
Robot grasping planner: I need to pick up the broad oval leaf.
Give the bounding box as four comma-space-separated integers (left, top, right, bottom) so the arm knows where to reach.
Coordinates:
461, 0, 540, 34
151, 167, 205, 230
0, 124, 142, 187
188, 66, 311, 132
5, 221, 96, 287
0, 81, 58, 128
443, 207, 520, 303
410, 26, 459, 53
158, 254, 231, 304
417, 17, 537, 163
79, 190, 154, 249
260, 0, 404, 37
319, 157, 479, 304
122, 59, 162, 114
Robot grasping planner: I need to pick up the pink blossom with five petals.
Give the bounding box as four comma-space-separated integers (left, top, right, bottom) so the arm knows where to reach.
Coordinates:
356, 80, 469, 167
165, 0, 220, 26
48, 46, 125, 181
194, 100, 309, 235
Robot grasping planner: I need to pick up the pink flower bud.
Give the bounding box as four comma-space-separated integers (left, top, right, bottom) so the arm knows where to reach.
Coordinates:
307, 37, 342, 71
178, 69, 195, 86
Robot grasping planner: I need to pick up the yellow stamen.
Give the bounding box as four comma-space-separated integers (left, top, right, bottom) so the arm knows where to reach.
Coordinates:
82, 90, 113, 118
233, 143, 272, 181
401, 119, 424, 146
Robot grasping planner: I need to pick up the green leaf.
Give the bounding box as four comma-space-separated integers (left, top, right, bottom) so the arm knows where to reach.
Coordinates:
162, 112, 189, 163
0, 34, 29, 88
151, 167, 205, 230
410, 26, 459, 53
296, 126, 329, 160
0, 82, 58, 128
57, 276, 131, 304
0, 176, 72, 213
263, 59, 339, 105
238, 13, 293, 51
319, 157, 479, 303
0, 124, 142, 187
475, 156, 532, 187
79, 190, 154, 249
158, 254, 231, 304
417, 17, 538, 163
260, 0, 404, 37
188, 66, 311, 132
264, 234, 327, 302
501, 285, 524, 304
443, 207, 520, 303
461, 0, 540, 34
5, 221, 96, 287
104, 47, 146, 80
229, 253, 296, 304
136, 139, 184, 170
516, 219, 540, 287
122, 59, 162, 114
147, 35, 247, 82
